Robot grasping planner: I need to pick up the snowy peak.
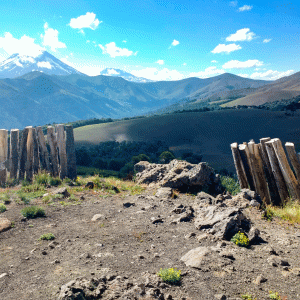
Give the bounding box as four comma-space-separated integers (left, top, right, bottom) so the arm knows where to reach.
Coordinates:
0, 51, 83, 79
100, 68, 153, 83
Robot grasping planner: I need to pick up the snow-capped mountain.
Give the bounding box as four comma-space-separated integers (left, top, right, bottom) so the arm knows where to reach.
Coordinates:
100, 68, 153, 83
0, 50, 83, 79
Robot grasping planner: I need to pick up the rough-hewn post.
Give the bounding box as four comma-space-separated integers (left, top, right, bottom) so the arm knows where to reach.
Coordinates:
56, 125, 68, 179
265, 140, 290, 204
26, 127, 34, 181
285, 142, 300, 181
230, 143, 248, 189
0, 129, 8, 184
36, 126, 51, 172
47, 126, 59, 177
65, 125, 77, 180
10, 129, 19, 180
19, 127, 29, 180
260, 138, 281, 206
32, 128, 39, 174
272, 138, 300, 200
238, 144, 255, 191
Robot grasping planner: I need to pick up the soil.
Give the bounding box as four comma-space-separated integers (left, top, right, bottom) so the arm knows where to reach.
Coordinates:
0, 185, 300, 300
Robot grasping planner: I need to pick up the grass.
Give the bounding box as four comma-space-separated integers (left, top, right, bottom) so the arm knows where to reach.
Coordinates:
0, 192, 11, 204
241, 294, 256, 300
157, 268, 181, 285
220, 175, 241, 196
38, 233, 55, 241
21, 206, 45, 219
0, 203, 7, 213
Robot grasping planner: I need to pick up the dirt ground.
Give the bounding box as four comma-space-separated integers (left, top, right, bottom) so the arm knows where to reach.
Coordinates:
0, 184, 300, 300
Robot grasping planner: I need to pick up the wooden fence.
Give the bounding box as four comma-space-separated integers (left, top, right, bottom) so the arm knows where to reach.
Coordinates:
0, 125, 77, 185
231, 137, 300, 205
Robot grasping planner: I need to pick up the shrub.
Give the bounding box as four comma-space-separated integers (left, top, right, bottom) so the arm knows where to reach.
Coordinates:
21, 206, 45, 219
157, 268, 181, 285
18, 193, 31, 205
220, 175, 241, 195
33, 171, 49, 186
159, 151, 175, 164
39, 233, 55, 241
262, 207, 274, 221
48, 176, 62, 186
241, 294, 257, 300
0, 203, 7, 213
231, 231, 250, 247
0, 193, 11, 204
269, 291, 281, 300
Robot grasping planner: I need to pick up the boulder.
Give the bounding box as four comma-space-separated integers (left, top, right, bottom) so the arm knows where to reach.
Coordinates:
155, 187, 173, 199
0, 217, 11, 233
135, 159, 223, 196
53, 187, 70, 198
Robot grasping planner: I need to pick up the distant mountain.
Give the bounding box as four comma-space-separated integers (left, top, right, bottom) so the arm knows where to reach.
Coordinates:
99, 68, 153, 83
0, 51, 83, 79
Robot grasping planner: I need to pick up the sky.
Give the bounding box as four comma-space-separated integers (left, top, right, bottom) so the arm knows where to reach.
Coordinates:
0, 0, 299, 81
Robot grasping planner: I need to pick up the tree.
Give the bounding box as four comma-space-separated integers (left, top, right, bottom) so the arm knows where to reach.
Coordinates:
159, 151, 175, 164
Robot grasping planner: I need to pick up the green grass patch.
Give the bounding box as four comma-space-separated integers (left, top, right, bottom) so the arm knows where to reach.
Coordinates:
38, 233, 55, 241
241, 294, 256, 300
77, 166, 120, 178
157, 268, 181, 285
0, 192, 11, 204
0, 203, 7, 213
220, 175, 241, 195
21, 206, 45, 219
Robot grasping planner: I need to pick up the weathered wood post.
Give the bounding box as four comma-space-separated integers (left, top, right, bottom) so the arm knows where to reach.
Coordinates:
0, 129, 8, 184
56, 125, 68, 179
10, 129, 19, 180
238, 144, 255, 191
36, 126, 51, 172
285, 142, 300, 181
26, 127, 34, 181
47, 126, 59, 177
65, 125, 77, 180
32, 128, 40, 175
271, 138, 300, 200
260, 138, 282, 206
19, 127, 29, 180
265, 140, 290, 204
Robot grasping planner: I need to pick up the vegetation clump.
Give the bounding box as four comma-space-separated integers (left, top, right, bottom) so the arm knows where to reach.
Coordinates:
220, 175, 241, 195
231, 231, 249, 247
21, 206, 45, 219
0, 203, 7, 213
241, 294, 256, 300
38, 233, 55, 241
157, 268, 181, 285
269, 291, 281, 299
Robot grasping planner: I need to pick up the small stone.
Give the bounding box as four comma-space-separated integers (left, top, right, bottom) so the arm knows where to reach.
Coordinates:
214, 294, 226, 300
91, 214, 104, 222
185, 232, 196, 239
248, 227, 260, 243
85, 181, 94, 189
165, 294, 173, 300
0, 273, 8, 279
0, 217, 11, 233
48, 241, 59, 249
253, 275, 267, 285
80, 195, 85, 200
53, 187, 70, 198
249, 200, 260, 207
151, 217, 163, 224
138, 255, 145, 259
41, 250, 47, 255
219, 251, 235, 260
123, 202, 135, 208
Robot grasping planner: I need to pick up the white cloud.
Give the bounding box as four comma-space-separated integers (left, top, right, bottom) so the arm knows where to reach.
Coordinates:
86, 40, 90, 43
211, 60, 218, 63
239, 5, 253, 11
222, 59, 263, 69
69, 12, 101, 30
37, 61, 52, 69
211, 43, 242, 54
131, 67, 184, 81
41, 23, 66, 52
263, 38, 272, 43
156, 60, 164, 65
61, 57, 104, 76
250, 69, 295, 80
182, 62, 187, 66
0, 32, 45, 57
171, 39, 179, 46
122, 40, 127, 43
229, 1, 238, 7
226, 28, 255, 42
189, 66, 225, 78
238, 73, 250, 78
98, 42, 134, 58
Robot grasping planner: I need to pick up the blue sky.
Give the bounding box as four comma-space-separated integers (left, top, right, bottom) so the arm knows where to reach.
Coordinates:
0, 0, 299, 81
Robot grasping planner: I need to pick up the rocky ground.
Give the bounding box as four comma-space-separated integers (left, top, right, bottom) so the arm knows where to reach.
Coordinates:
0, 181, 300, 300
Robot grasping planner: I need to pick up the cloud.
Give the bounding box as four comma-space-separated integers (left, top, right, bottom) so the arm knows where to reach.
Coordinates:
211, 43, 242, 54
239, 5, 253, 11
69, 12, 101, 30
238, 73, 250, 78
156, 60, 164, 65
182, 62, 187, 66
131, 67, 184, 81
169, 39, 179, 48
37, 61, 52, 69
263, 38, 272, 43
0, 32, 45, 57
41, 23, 66, 52
226, 28, 255, 42
211, 60, 218, 63
122, 40, 127, 43
98, 42, 134, 58
189, 66, 225, 78
61, 57, 104, 76
229, 1, 238, 7
250, 69, 295, 80
222, 59, 263, 69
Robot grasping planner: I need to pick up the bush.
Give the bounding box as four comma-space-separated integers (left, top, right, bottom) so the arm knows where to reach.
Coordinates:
231, 231, 249, 247
159, 151, 175, 164
241, 294, 256, 300
39, 233, 55, 241
220, 175, 241, 195
0, 203, 7, 213
48, 176, 62, 187
34, 171, 49, 186
157, 268, 181, 285
269, 291, 281, 300
0, 193, 11, 204
21, 206, 45, 219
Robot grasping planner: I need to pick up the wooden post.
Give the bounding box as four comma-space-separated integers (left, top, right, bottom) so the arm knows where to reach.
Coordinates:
19, 127, 29, 180
36, 126, 51, 172
32, 128, 40, 174
265, 140, 290, 204
26, 127, 34, 181
272, 138, 300, 200
65, 125, 77, 180
285, 142, 300, 181
47, 126, 59, 177
238, 144, 255, 190
230, 143, 248, 189
260, 138, 282, 206
56, 125, 68, 179
10, 129, 19, 180
0, 129, 8, 184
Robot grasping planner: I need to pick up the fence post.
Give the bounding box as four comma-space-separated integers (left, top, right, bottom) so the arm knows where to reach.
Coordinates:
56, 124, 68, 179
36, 126, 51, 172
65, 125, 77, 180
272, 138, 300, 200
32, 128, 40, 175
0, 129, 8, 184
265, 140, 290, 204
47, 126, 59, 177
285, 142, 300, 181
238, 144, 255, 191
10, 129, 19, 180
26, 127, 34, 181
19, 127, 29, 180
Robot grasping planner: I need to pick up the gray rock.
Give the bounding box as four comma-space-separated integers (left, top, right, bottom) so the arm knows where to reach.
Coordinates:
53, 187, 70, 198
253, 275, 267, 285
123, 202, 135, 208
215, 294, 226, 300
91, 214, 104, 221
240, 189, 260, 201
151, 217, 163, 224
249, 200, 260, 207
155, 187, 173, 199
248, 227, 260, 243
